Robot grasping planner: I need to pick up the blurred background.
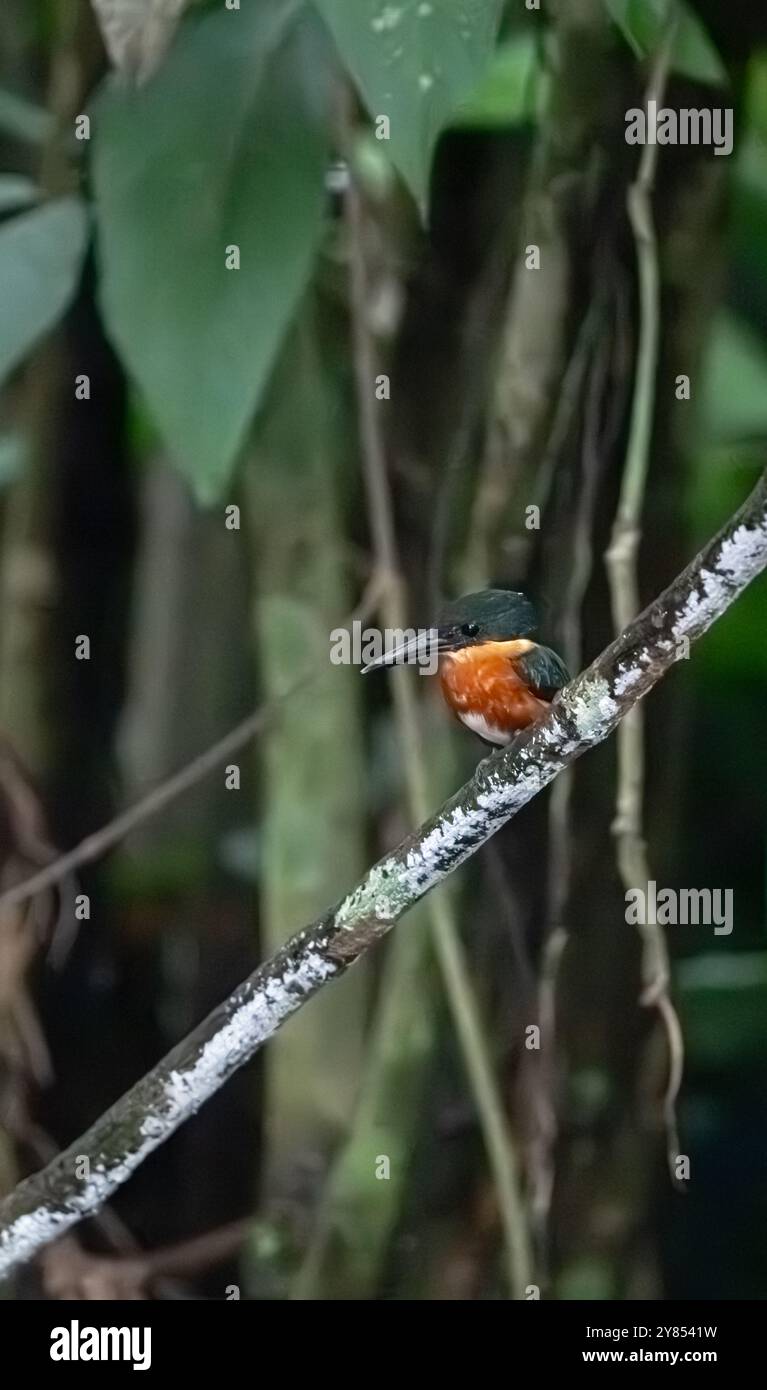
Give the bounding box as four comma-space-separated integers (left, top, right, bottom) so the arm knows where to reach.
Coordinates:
0, 0, 765, 1300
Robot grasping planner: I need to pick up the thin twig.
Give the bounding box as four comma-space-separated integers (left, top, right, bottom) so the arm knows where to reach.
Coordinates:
0, 585, 380, 915
0, 462, 766, 1278
41, 1217, 249, 1299
604, 11, 685, 1181
532, 318, 612, 1267
0, 698, 288, 911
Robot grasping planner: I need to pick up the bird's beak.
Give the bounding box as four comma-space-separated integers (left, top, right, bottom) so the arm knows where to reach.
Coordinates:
433, 626, 464, 655
361, 629, 445, 674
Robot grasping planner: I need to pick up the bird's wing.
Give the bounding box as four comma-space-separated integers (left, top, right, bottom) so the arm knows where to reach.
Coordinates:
511, 645, 570, 702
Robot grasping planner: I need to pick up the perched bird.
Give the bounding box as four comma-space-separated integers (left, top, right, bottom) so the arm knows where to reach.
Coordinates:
363, 588, 570, 747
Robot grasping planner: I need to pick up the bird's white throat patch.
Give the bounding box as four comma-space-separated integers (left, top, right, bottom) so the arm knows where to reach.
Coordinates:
458, 709, 511, 746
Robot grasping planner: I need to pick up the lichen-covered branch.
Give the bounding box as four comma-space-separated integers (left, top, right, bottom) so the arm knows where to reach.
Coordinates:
1, 466, 766, 1279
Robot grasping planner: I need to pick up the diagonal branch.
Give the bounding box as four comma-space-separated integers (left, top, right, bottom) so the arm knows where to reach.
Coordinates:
0, 583, 379, 916
1, 465, 766, 1279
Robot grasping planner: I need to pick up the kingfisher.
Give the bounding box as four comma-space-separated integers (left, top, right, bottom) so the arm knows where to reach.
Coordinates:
362, 588, 570, 747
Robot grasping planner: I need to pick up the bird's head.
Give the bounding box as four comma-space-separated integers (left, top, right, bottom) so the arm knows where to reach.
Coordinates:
435, 589, 538, 653
360, 588, 538, 672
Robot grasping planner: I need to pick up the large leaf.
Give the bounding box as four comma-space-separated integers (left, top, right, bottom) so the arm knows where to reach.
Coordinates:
0, 197, 88, 388
605, 0, 727, 86
92, 1, 331, 502
313, 0, 503, 207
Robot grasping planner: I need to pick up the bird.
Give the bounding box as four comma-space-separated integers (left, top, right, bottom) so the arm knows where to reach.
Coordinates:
362, 588, 570, 747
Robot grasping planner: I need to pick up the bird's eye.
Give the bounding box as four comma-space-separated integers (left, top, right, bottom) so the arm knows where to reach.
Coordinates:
461, 622, 479, 638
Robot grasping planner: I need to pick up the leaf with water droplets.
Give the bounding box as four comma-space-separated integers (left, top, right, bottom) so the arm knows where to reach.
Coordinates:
90, 0, 191, 84
313, 0, 503, 208
92, 2, 331, 502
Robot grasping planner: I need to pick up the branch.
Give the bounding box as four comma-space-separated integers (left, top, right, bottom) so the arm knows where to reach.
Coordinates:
0, 698, 281, 911
1, 466, 766, 1278
0, 585, 379, 915
41, 1218, 250, 1299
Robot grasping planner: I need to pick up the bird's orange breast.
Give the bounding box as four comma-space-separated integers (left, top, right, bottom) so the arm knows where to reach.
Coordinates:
439, 640, 547, 743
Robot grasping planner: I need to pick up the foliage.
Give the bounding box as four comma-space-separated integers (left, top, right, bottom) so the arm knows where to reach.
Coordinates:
92, 1, 330, 502
314, 0, 504, 202
0, 0, 739, 499
0, 0, 511, 499
604, 0, 727, 85
0, 197, 88, 388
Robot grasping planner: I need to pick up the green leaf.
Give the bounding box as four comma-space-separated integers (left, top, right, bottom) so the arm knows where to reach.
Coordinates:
312, 0, 504, 207
0, 175, 39, 213
92, 1, 330, 503
678, 956, 767, 1069
0, 86, 54, 146
605, 0, 727, 86
453, 32, 547, 129
746, 48, 767, 145
605, 0, 669, 58
699, 311, 767, 442
0, 197, 88, 388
